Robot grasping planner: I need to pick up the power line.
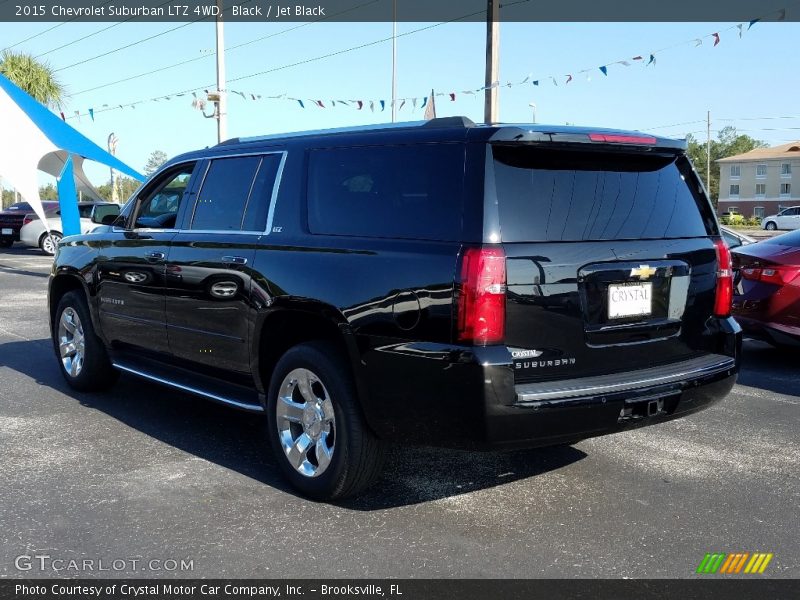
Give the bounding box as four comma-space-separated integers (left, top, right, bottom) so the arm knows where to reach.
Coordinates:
71, 0, 381, 97
54, 0, 254, 73
226, 7, 487, 86
69, 3, 486, 119
1, 0, 114, 53
34, 0, 174, 59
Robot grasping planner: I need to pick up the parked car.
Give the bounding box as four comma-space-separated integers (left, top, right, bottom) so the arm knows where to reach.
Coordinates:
732, 229, 800, 347
48, 118, 741, 500
20, 201, 120, 255
720, 226, 756, 249
761, 206, 800, 231
0, 201, 59, 247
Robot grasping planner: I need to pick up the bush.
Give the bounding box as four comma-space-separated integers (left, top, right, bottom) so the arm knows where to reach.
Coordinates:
722, 213, 745, 226
747, 216, 762, 227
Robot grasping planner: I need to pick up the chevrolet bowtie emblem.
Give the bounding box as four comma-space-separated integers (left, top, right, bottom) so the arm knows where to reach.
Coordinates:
630, 265, 657, 280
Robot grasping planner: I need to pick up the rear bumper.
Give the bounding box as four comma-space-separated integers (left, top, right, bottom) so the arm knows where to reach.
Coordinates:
361, 317, 742, 449
484, 355, 737, 450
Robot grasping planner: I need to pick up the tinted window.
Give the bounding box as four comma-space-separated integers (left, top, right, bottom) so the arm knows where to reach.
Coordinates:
242, 154, 282, 232
307, 144, 464, 241
493, 146, 710, 242
7, 203, 31, 211
78, 205, 94, 219
191, 155, 280, 231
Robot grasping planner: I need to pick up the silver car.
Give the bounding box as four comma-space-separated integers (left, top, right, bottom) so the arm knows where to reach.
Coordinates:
19, 202, 120, 255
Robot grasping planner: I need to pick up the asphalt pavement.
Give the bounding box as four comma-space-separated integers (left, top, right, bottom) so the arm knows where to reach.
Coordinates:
0, 247, 797, 579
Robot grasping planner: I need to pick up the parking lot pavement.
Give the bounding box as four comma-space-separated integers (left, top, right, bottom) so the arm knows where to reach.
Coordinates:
0, 248, 797, 579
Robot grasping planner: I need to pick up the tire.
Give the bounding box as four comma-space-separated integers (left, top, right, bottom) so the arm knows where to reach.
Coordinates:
53, 291, 119, 392
39, 231, 63, 255
266, 341, 386, 501
0, 239, 13, 248
765, 221, 777, 231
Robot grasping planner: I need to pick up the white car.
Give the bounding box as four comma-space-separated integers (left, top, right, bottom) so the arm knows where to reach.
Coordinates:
761, 206, 800, 231
19, 202, 120, 255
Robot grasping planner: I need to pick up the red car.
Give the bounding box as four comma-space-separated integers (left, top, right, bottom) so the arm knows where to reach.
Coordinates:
732, 229, 800, 347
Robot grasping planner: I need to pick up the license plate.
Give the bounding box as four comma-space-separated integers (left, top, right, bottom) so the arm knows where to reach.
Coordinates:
1, 228, 11, 235
608, 283, 652, 319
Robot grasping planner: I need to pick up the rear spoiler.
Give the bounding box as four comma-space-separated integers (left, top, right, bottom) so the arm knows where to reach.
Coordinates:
488, 127, 687, 152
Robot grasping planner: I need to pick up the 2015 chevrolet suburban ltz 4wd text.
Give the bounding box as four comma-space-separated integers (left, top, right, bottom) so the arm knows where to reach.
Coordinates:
49, 118, 742, 500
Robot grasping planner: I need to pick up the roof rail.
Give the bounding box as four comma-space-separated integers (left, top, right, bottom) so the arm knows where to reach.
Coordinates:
215, 116, 477, 146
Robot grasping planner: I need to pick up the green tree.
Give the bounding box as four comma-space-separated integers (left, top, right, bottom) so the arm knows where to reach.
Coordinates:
144, 150, 169, 175
0, 50, 66, 108
39, 183, 58, 200
686, 126, 768, 206
96, 177, 141, 202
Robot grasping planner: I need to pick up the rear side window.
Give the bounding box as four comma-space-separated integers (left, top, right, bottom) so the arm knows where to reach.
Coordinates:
307, 144, 464, 241
191, 154, 282, 231
492, 146, 711, 242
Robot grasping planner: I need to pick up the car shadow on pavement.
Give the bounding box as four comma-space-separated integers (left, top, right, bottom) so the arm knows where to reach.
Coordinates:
738, 340, 800, 397
0, 338, 587, 509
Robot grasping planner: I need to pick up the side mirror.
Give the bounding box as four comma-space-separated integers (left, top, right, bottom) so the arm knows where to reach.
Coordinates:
91, 204, 121, 224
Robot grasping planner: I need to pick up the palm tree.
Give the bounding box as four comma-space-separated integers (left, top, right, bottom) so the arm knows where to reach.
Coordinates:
0, 50, 66, 109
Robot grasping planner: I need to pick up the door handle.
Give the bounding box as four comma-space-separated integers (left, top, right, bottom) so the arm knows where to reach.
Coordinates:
222, 256, 248, 265
145, 251, 166, 261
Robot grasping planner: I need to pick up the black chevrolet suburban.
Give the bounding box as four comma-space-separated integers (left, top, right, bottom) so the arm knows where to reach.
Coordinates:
48, 117, 741, 500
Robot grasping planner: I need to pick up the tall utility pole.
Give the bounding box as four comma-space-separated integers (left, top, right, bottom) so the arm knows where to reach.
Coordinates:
108, 133, 119, 203
391, 0, 397, 123
706, 110, 711, 190
215, 0, 228, 143
484, 0, 500, 123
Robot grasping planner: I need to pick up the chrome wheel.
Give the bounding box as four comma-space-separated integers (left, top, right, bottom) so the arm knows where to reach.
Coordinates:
41, 233, 61, 255
276, 368, 336, 478
58, 307, 85, 378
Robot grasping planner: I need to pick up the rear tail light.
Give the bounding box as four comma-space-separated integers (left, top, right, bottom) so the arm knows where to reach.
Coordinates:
713, 238, 733, 318
588, 133, 657, 145
22, 215, 34, 226
741, 266, 800, 286
457, 246, 506, 345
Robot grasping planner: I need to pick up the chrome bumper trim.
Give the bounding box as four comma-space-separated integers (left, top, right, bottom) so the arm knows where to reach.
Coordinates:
515, 354, 736, 406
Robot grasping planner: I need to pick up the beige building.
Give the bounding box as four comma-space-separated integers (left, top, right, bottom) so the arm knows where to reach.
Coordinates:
717, 141, 800, 218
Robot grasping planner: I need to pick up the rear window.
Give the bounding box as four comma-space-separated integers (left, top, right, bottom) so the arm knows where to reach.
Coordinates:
307, 144, 464, 241
492, 146, 711, 242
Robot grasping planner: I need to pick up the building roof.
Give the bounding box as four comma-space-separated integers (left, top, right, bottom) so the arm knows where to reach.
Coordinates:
717, 141, 800, 163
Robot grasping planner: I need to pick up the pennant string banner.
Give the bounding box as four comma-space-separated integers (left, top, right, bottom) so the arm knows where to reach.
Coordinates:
63, 6, 784, 122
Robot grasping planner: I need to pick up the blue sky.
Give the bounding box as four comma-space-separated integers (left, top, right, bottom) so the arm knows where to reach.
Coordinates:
2, 15, 799, 185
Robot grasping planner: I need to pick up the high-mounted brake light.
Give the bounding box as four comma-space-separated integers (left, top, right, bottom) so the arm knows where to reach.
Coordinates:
713, 238, 733, 318
457, 246, 506, 345
589, 133, 657, 145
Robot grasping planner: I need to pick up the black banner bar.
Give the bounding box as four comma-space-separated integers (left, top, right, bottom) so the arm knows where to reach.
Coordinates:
2, 580, 800, 600
0, 0, 798, 23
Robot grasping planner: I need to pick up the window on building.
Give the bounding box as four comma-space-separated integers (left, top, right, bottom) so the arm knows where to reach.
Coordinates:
755, 183, 766, 197
730, 165, 741, 178
730, 184, 740, 197
756, 164, 767, 178
782, 163, 792, 176
780, 183, 791, 197
727, 206, 738, 215
754, 206, 765, 218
